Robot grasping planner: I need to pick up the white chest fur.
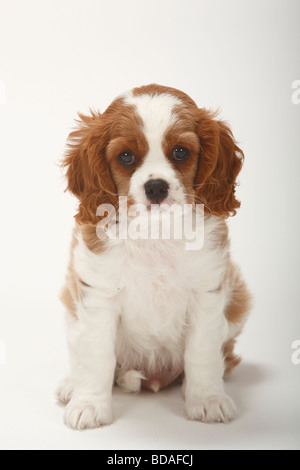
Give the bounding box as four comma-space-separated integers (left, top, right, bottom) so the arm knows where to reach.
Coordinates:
73, 215, 229, 373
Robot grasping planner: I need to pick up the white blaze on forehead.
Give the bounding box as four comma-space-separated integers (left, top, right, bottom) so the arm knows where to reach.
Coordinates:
124, 92, 182, 149
124, 91, 186, 205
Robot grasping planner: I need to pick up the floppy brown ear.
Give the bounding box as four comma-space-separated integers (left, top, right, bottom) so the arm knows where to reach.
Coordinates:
62, 112, 117, 224
195, 109, 244, 218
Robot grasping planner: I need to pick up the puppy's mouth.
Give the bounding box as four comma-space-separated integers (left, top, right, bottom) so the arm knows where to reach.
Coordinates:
145, 198, 173, 210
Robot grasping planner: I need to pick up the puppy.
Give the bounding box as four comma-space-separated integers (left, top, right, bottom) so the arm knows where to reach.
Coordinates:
57, 84, 251, 430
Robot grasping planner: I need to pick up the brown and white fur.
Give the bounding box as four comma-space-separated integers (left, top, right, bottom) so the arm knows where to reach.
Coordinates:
57, 84, 251, 430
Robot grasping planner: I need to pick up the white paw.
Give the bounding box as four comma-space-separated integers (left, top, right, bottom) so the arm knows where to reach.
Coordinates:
116, 370, 145, 393
64, 397, 113, 430
185, 394, 237, 423
55, 377, 74, 405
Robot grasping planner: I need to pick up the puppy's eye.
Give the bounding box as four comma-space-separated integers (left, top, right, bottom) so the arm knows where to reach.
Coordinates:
172, 147, 190, 162
118, 151, 136, 166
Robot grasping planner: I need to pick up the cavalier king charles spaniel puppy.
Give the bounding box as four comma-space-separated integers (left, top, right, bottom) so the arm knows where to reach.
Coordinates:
56, 84, 251, 430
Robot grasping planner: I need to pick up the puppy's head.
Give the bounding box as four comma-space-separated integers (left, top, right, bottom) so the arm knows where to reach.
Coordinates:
63, 84, 244, 224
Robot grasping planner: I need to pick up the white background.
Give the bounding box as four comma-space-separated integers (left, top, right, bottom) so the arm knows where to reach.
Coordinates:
0, 0, 299, 450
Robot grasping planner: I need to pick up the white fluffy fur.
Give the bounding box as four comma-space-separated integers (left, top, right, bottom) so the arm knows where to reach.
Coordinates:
58, 92, 246, 430
58, 215, 240, 429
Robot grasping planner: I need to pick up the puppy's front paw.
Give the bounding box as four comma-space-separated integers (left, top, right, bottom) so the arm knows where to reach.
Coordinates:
185, 394, 237, 423
64, 397, 113, 430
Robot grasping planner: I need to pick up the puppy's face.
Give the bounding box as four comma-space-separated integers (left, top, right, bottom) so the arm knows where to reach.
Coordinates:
106, 90, 200, 208
63, 84, 244, 224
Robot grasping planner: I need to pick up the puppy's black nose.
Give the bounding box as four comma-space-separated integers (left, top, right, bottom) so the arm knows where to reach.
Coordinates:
144, 179, 169, 203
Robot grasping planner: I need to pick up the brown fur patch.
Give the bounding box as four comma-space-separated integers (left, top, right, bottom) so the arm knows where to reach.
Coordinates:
106, 131, 149, 197
162, 129, 200, 201
81, 224, 106, 254
222, 262, 252, 374
195, 110, 244, 218
60, 284, 77, 318
60, 231, 79, 318
225, 263, 252, 325
223, 339, 241, 375
60, 226, 97, 318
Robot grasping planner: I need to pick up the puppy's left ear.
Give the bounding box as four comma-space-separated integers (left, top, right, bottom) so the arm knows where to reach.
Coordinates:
195, 109, 244, 218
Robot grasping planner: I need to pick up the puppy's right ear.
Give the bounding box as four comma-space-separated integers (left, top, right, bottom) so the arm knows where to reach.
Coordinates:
62, 113, 95, 197
62, 112, 118, 225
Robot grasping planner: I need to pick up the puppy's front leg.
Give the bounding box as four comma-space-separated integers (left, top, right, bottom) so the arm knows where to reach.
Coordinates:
64, 292, 118, 431
184, 290, 236, 423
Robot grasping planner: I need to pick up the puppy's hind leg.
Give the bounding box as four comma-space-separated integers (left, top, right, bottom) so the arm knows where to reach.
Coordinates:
116, 369, 146, 393
224, 265, 252, 375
